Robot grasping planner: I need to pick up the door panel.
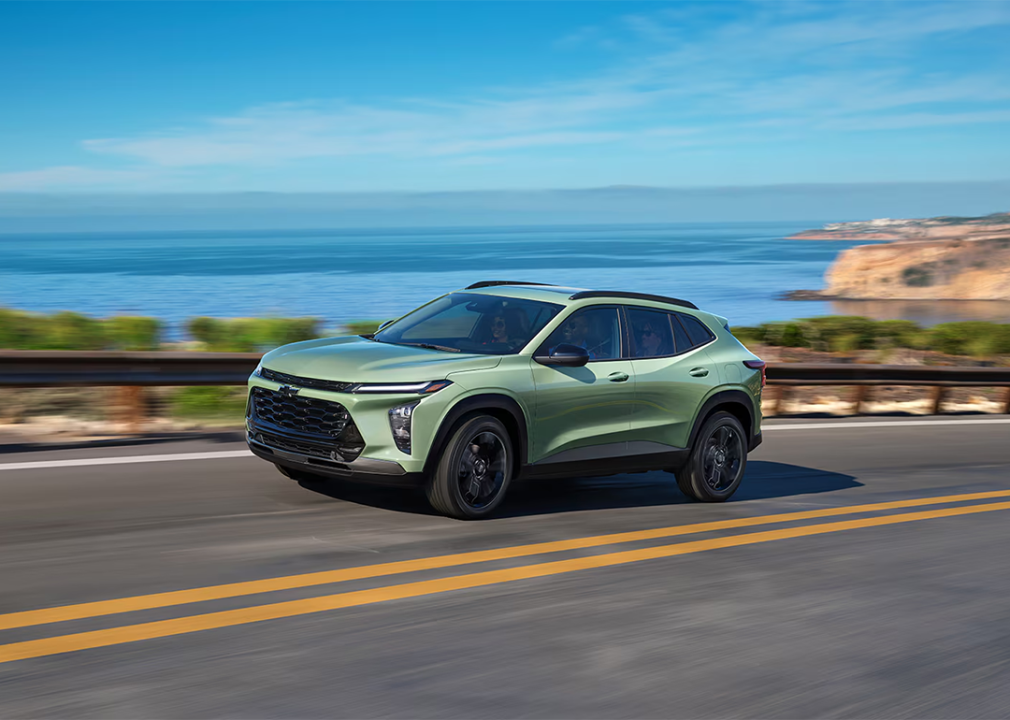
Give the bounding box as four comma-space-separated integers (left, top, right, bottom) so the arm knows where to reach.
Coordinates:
629, 347, 714, 449
530, 305, 636, 462
530, 359, 637, 462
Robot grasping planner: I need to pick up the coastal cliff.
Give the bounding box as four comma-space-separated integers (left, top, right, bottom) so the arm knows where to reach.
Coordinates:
791, 212, 1010, 300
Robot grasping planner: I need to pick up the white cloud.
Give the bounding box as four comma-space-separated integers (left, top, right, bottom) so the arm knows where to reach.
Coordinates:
0, 166, 150, 191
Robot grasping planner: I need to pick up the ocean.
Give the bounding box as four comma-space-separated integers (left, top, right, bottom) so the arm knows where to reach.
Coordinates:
2, 222, 1009, 338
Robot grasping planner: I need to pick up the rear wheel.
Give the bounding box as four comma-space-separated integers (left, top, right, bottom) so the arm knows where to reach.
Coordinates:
426, 415, 513, 519
678, 411, 747, 502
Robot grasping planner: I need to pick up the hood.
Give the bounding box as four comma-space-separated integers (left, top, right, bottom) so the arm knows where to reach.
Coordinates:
261, 336, 501, 382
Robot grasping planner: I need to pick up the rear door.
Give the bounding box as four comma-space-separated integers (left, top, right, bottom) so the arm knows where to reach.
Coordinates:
624, 306, 716, 449
530, 305, 637, 462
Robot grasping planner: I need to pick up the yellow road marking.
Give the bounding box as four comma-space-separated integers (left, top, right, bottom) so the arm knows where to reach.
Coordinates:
1, 499, 1009, 664
3, 488, 1010, 632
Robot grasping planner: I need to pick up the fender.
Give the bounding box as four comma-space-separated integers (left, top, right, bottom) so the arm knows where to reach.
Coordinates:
686, 389, 761, 452
423, 393, 530, 476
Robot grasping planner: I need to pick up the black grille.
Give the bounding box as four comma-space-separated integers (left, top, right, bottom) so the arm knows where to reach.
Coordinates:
250, 387, 365, 461
258, 431, 335, 460
260, 367, 352, 393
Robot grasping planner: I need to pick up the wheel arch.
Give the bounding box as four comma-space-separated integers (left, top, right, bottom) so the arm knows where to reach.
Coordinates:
423, 393, 530, 478
687, 389, 758, 452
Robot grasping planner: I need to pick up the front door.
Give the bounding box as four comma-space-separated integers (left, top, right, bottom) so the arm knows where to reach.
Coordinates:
530, 306, 637, 463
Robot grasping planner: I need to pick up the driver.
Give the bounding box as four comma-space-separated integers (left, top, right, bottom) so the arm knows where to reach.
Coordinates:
485, 314, 510, 346
554, 314, 597, 359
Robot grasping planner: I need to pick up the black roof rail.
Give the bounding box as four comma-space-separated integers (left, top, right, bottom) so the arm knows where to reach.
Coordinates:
568, 290, 699, 310
465, 280, 558, 290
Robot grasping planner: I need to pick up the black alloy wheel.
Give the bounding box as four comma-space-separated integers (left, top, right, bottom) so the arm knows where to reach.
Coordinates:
702, 424, 743, 492
678, 410, 748, 502
428, 415, 514, 519
457, 431, 508, 510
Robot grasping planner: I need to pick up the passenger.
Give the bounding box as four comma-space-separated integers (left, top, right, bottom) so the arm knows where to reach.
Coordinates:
636, 322, 670, 357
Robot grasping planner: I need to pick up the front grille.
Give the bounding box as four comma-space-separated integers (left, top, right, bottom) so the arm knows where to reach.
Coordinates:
258, 431, 334, 460
250, 387, 364, 461
260, 367, 352, 393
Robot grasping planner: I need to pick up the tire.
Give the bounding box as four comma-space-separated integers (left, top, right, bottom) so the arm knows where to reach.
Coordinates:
677, 410, 747, 502
275, 464, 325, 483
426, 415, 514, 519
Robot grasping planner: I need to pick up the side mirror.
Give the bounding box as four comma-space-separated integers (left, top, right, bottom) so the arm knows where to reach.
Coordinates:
534, 343, 590, 367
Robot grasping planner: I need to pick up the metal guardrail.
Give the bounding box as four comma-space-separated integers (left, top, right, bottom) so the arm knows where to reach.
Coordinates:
0, 351, 1008, 415
0, 351, 262, 387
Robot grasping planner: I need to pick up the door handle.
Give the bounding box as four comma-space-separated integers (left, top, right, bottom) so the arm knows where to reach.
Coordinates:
608, 372, 630, 383
689, 367, 709, 377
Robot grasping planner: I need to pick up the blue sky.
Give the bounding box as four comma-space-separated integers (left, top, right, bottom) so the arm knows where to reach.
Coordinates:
2, 1, 1009, 193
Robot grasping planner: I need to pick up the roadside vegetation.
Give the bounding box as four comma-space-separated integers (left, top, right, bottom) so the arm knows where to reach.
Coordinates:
0, 307, 384, 351
731, 317, 1010, 359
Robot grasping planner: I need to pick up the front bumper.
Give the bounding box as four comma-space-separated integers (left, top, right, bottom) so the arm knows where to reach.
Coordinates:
247, 432, 424, 486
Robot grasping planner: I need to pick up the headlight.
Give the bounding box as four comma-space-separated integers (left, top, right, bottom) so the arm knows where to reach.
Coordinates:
389, 401, 419, 454
352, 380, 452, 394
252, 361, 263, 378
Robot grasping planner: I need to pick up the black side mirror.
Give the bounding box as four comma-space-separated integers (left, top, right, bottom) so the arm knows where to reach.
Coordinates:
534, 343, 590, 367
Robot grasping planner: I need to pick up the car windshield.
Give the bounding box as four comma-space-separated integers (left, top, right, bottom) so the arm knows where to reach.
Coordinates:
373, 293, 563, 355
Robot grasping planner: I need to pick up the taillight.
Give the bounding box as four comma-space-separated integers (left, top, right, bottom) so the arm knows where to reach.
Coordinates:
743, 359, 766, 388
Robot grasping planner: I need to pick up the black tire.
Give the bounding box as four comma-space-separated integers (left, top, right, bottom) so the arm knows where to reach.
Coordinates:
426, 415, 514, 519
275, 464, 325, 483
677, 411, 747, 502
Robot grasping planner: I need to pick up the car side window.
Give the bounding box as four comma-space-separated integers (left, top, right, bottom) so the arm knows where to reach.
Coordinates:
625, 307, 676, 358
540, 307, 620, 361
668, 312, 691, 353
678, 313, 715, 347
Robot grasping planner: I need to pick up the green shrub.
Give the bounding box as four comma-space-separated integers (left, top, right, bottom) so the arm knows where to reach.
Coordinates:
927, 322, 1010, 357
870, 320, 922, 347
0, 308, 47, 348
760, 321, 808, 347
186, 316, 321, 351
902, 265, 934, 287
46, 311, 106, 350
105, 316, 161, 350
797, 316, 877, 352
169, 386, 247, 418
730, 326, 765, 347
344, 319, 385, 336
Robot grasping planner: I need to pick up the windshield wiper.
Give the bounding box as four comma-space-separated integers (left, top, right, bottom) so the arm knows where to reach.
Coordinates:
397, 342, 461, 353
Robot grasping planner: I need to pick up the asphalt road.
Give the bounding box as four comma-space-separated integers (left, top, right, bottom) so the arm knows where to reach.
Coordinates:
1, 416, 1010, 718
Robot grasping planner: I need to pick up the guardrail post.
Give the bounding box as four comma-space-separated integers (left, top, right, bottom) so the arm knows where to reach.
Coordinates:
765, 386, 789, 416
115, 386, 147, 433
928, 386, 946, 415
852, 385, 871, 415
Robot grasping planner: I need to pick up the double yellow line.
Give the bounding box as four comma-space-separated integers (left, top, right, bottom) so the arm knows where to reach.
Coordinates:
3, 489, 1010, 664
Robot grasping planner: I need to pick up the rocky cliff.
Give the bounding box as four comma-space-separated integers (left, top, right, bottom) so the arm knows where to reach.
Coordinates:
790, 212, 1010, 300
822, 236, 1010, 300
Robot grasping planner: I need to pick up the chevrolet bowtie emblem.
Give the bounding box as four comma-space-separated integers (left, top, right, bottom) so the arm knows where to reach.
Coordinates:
278, 385, 300, 397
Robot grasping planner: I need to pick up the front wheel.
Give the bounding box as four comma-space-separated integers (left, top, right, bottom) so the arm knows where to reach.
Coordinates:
678, 411, 747, 502
426, 415, 513, 519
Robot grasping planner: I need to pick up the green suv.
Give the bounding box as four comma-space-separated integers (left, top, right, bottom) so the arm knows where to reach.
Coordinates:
247, 282, 765, 518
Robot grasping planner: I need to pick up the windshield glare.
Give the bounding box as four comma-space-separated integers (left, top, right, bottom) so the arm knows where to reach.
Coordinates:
374, 293, 563, 355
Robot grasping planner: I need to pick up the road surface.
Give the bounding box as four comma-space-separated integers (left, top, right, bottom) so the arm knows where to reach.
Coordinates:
1, 416, 1009, 718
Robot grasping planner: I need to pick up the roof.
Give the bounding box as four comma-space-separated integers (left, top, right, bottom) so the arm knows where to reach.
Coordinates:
458, 281, 700, 311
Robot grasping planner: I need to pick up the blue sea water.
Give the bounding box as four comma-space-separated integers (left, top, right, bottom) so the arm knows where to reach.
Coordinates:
2, 222, 1008, 337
